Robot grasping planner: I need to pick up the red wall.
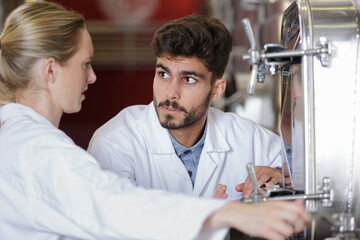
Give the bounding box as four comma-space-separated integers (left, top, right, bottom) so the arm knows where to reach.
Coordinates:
50, 0, 206, 149
50, 0, 204, 21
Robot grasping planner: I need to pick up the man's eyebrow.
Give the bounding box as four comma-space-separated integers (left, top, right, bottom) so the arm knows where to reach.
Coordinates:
155, 64, 170, 73
181, 70, 205, 79
155, 63, 206, 79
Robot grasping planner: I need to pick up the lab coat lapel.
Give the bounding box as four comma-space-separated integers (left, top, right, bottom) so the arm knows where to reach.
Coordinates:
146, 103, 191, 181
147, 103, 173, 154
193, 110, 230, 197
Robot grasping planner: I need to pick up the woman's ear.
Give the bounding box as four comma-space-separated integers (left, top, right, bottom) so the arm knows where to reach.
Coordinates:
42, 58, 57, 83
210, 78, 226, 101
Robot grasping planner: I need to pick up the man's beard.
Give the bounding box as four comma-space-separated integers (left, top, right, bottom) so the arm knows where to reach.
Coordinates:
154, 92, 211, 130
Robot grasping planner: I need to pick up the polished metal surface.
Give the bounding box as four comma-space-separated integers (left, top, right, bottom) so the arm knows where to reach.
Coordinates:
242, 0, 360, 238
280, 0, 360, 238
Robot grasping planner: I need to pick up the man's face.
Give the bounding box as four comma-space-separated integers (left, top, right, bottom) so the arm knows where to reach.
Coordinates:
153, 56, 214, 130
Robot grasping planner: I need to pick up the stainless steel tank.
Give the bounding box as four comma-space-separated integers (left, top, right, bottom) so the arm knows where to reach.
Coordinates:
242, 0, 360, 238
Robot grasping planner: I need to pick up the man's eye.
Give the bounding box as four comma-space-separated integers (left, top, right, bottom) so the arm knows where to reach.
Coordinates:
185, 77, 197, 84
159, 72, 170, 78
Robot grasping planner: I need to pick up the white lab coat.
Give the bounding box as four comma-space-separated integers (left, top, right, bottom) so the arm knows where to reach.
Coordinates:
89, 102, 283, 201
0, 103, 227, 240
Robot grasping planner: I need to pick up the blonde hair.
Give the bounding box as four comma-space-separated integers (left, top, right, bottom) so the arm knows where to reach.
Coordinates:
0, 1, 85, 106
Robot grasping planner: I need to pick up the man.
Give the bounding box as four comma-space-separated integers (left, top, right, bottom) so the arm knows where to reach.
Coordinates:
88, 14, 284, 200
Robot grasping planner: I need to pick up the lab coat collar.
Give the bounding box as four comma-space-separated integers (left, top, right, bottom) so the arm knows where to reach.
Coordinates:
0, 103, 54, 127
147, 102, 175, 155
203, 108, 230, 153
146, 103, 230, 155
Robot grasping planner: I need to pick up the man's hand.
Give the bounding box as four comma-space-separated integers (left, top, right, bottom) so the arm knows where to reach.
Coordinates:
213, 184, 228, 199
235, 166, 282, 198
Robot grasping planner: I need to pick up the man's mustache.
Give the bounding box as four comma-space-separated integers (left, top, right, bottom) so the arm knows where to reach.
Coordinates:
157, 100, 188, 113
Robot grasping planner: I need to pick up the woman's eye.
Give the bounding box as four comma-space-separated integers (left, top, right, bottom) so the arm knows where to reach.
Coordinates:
85, 62, 91, 68
185, 77, 197, 84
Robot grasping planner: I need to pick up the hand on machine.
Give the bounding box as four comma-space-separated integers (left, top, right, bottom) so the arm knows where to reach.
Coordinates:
236, 165, 283, 199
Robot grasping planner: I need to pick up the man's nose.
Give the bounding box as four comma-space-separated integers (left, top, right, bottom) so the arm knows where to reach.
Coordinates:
166, 80, 180, 100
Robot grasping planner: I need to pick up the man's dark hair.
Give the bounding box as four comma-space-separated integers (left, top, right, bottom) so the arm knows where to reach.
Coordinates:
151, 14, 233, 81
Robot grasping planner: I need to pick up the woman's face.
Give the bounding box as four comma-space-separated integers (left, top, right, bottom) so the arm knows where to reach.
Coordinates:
53, 28, 96, 114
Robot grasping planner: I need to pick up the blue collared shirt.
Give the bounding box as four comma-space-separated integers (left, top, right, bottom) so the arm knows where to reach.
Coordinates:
168, 124, 207, 186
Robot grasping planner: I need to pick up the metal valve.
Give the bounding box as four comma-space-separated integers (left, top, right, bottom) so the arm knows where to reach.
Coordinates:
241, 18, 332, 95
241, 18, 260, 95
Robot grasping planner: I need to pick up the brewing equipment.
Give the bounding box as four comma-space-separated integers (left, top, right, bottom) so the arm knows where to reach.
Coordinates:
242, 0, 360, 239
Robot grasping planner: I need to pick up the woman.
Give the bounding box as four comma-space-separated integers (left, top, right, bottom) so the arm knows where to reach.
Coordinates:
0, 2, 309, 240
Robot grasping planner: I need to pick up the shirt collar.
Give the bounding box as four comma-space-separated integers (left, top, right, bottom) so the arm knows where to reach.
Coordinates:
168, 121, 207, 158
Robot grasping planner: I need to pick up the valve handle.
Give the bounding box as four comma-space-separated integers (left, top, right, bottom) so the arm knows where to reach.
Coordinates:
242, 18, 257, 50
242, 18, 260, 94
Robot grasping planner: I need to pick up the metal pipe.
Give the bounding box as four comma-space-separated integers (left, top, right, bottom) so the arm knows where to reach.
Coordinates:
263, 193, 331, 201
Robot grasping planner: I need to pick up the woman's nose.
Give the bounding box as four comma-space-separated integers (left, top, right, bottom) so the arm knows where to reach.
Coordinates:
88, 67, 97, 84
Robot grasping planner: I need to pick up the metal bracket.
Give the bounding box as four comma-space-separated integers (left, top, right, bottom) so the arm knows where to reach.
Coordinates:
243, 163, 334, 207
241, 18, 332, 94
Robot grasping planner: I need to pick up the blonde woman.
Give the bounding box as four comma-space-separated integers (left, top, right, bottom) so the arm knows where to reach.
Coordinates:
0, 2, 309, 240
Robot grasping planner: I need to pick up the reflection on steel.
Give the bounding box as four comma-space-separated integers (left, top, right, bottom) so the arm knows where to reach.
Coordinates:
241, 0, 360, 239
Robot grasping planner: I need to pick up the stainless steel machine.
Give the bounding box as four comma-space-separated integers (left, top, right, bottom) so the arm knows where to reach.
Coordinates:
242, 0, 360, 239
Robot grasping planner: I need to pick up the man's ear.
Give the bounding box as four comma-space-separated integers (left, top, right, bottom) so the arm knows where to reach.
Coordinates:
42, 58, 57, 83
210, 78, 226, 101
